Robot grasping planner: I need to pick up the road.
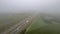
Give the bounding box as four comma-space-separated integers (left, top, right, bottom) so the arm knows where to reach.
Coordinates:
1, 15, 35, 34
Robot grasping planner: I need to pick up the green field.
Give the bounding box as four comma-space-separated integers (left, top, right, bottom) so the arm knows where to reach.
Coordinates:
1, 13, 60, 34
0, 13, 31, 33
25, 14, 60, 34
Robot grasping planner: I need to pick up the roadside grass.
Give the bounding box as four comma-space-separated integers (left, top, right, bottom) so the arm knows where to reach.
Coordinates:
25, 15, 48, 34
25, 15, 60, 34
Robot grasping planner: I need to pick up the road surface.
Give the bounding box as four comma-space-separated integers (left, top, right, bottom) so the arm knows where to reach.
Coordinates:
1, 15, 35, 34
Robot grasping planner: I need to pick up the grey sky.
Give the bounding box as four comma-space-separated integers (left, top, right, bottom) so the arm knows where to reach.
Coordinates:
0, 0, 60, 13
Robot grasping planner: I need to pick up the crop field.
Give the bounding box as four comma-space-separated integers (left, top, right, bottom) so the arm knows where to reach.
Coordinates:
25, 14, 60, 34
0, 13, 30, 33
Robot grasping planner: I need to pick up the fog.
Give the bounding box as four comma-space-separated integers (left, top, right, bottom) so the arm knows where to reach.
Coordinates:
0, 0, 60, 13
0, 0, 60, 33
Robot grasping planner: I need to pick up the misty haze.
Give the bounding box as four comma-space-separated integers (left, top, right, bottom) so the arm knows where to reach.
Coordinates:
0, 0, 60, 34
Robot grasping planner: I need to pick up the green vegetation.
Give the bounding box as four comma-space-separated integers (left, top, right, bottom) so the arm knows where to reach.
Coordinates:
25, 14, 60, 34
1, 13, 60, 34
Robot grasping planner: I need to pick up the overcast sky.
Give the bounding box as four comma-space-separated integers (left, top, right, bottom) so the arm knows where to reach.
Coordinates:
0, 0, 60, 13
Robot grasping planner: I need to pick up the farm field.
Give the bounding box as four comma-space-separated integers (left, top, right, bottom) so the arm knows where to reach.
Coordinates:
25, 14, 60, 34
0, 13, 31, 33
0, 13, 60, 34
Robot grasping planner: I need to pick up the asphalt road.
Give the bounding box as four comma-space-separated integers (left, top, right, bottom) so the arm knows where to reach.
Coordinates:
1, 15, 34, 34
